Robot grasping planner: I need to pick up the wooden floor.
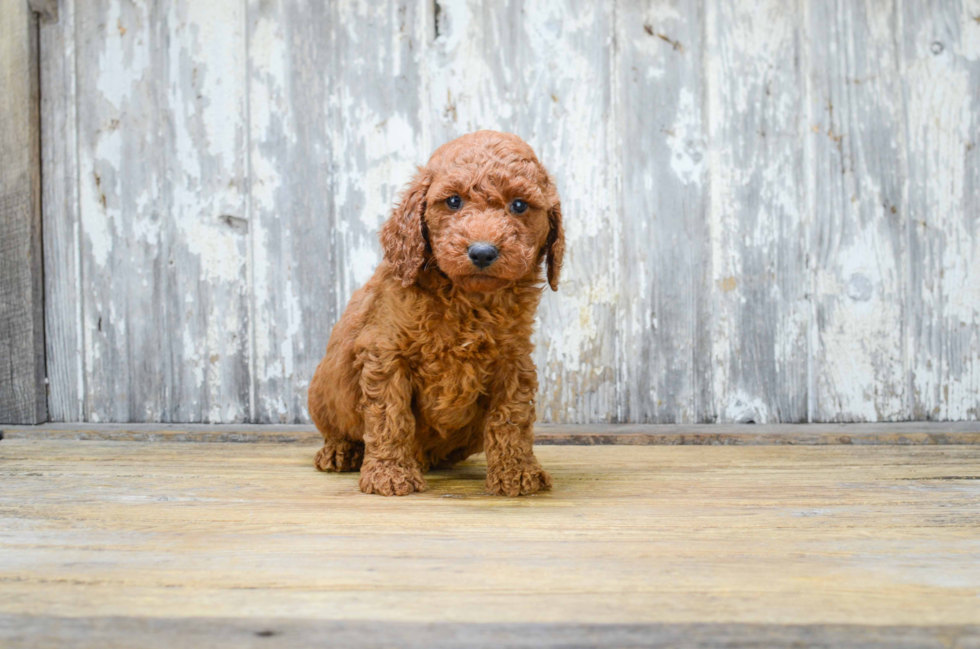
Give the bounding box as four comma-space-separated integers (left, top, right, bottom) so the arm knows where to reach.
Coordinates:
2, 435, 979, 647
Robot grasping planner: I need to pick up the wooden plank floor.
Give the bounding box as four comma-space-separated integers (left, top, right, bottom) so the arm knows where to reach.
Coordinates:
1, 438, 979, 647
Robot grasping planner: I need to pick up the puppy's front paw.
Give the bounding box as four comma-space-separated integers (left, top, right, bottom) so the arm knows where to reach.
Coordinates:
314, 439, 364, 472
486, 459, 553, 496
359, 460, 427, 496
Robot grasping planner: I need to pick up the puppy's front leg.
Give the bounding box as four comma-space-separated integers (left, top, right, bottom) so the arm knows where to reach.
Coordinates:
358, 352, 426, 496
484, 356, 553, 496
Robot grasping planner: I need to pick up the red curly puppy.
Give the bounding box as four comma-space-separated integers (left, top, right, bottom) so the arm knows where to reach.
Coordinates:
308, 130, 564, 496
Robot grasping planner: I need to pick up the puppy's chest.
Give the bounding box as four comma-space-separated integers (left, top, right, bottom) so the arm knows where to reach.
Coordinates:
411, 313, 508, 425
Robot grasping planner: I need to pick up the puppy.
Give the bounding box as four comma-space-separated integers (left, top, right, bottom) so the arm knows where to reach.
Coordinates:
308, 130, 564, 496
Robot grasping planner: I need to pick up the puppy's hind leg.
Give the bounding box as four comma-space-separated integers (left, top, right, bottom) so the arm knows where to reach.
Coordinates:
314, 430, 365, 473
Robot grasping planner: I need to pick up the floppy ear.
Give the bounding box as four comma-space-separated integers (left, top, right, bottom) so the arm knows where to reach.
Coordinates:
380, 168, 431, 287
545, 198, 564, 291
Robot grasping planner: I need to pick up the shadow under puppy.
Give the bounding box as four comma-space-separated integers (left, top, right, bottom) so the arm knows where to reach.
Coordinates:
308, 130, 564, 496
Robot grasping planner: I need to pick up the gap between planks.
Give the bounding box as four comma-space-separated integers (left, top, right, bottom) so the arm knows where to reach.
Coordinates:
2, 422, 980, 445
1, 617, 979, 649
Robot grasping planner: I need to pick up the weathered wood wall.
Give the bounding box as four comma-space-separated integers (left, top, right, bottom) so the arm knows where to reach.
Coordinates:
1, 0, 48, 424
38, 0, 980, 424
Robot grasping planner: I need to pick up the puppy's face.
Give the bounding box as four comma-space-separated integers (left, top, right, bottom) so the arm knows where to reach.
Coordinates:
381, 131, 564, 293
424, 149, 554, 292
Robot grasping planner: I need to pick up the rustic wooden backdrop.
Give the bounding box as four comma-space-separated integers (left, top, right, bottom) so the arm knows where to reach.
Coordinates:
38, 0, 980, 424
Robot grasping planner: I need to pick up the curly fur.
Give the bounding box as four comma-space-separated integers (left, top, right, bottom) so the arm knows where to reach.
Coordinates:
309, 131, 563, 496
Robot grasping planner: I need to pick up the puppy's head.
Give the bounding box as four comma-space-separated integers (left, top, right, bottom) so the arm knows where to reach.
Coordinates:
380, 131, 564, 293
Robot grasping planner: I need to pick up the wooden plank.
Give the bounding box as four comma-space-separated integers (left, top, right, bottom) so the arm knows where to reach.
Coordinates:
247, 0, 426, 423
524, 0, 619, 423
0, 0, 47, 424
0, 442, 978, 627
1, 616, 979, 649
422, 0, 620, 423
4, 421, 980, 445
806, 0, 909, 421
703, 0, 809, 423
903, 1, 980, 420
40, 0, 83, 421
73, 0, 250, 422
74, 0, 166, 422
616, 0, 710, 423
160, 0, 251, 423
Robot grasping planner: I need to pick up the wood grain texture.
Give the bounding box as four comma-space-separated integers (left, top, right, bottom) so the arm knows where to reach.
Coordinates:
2, 617, 979, 649
247, 0, 426, 423
71, 0, 251, 422
903, 1, 980, 421
521, 0, 619, 424
0, 0, 47, 424
705, 0, 809, 423
617, 0, 711, 423
0, 441, 978, 628
38, 0, 980, 424
806, 0, 909, 421
40, 0, 82, 422
4, 421, 980, 445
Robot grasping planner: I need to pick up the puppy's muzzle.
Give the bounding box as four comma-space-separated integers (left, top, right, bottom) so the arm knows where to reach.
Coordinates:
467, 242, 499, 269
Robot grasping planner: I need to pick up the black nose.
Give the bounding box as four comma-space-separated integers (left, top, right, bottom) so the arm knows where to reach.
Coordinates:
467, 242, 499, 269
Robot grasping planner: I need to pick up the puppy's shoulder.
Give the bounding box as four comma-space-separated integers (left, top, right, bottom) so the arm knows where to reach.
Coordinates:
348, 264, 433, 351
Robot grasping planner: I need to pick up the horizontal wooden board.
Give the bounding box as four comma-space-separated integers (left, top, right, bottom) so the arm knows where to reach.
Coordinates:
3, 422, 980, 445
1, 616, 979, 649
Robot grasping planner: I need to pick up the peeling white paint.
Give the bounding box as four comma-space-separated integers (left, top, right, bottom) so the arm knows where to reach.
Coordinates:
348, 241, 380, 288
95, 1, 150, 110
668, 88, 705, 186
47, 0, 980, 424
725, 391, 771, 424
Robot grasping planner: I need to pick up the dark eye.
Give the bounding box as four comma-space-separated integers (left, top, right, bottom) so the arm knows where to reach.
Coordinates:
510, 199, 528, 214
446, 195, 462, 211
